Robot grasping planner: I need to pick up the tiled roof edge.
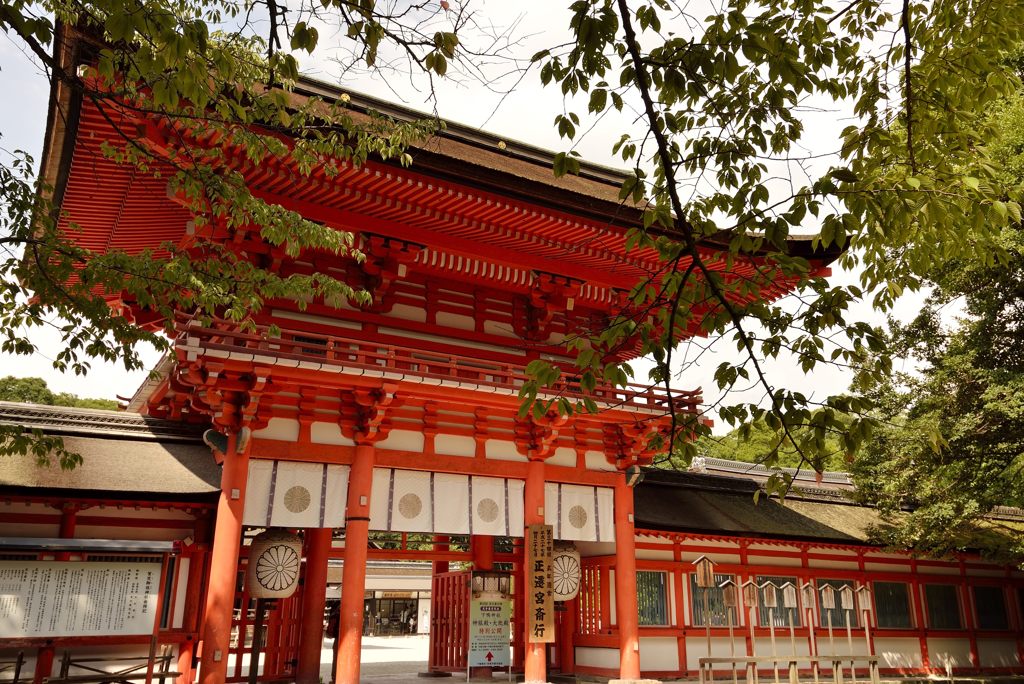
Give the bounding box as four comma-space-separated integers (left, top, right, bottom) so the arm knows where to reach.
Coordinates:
0, 401, 205, 442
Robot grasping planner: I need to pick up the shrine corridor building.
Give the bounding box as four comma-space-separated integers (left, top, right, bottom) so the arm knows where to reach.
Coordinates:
2, 30, 1024, 684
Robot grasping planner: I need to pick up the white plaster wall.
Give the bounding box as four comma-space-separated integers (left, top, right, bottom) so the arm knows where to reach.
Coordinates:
584, 450, 615, 471
364, 576, 432, 591
576, 646, 620, 669
640, 636, 679, 671
927, 637, 973, 669
485, 439, 527, 462
918, 565, 960, 575
311, 422, 355, 445
749, 555, 802, 567
547, 447, 577, 468
865, 562, 911, 573
253, 417, 300, 441
685, 636, 751, 670
969, 568, 1007, 578
385, 304, 427, 323
271, 308, 360, 328
434, 433, 476, 457
636, 549, 674, 561
681, 539, 737, 549
482, 320, 515, 338
376, 429, 424, 452
874, 637, 923, 669
435, 311, 475, 331
977, 639, 1020, 668
788, 635, 866, 657
679, 552, 739, 565
807, 558, 858, 570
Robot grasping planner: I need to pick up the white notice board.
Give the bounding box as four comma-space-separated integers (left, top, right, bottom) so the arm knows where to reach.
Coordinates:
468, 598, 510, 668
0, 560, 161, 638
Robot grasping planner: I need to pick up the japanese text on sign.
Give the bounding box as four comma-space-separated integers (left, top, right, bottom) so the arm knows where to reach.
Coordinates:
0, 561, 161, 638
526, 524, 554, 643
468, 599, 510, 667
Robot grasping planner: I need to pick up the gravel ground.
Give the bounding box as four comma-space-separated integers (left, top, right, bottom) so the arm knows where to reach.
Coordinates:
320, 634, 436, 681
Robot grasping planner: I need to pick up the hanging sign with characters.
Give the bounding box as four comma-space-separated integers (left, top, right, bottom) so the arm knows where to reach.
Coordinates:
526, 524, 555, 643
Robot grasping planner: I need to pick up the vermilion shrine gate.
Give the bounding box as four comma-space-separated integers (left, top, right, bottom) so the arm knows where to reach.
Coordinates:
21, 25, 1001, 684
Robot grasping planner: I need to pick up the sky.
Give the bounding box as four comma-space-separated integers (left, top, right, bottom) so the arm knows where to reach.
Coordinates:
0, 1, 939, 428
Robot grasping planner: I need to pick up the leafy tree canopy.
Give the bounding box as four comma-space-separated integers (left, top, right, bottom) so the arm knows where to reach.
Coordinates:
690, 418, 848, 474
0, 375, 119, 410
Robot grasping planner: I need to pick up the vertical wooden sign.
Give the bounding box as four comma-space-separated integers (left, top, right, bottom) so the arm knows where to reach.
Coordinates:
526, 523, 555, 643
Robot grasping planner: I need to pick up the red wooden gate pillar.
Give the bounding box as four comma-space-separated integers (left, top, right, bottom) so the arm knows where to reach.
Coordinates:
335, 442, 375, 684
614, 478, 641, 680
432, 535, 450, 575
523, 458, 547, 684
471, 535, 494, 571
199, 431, 252, 684
296, 528, 332, 684
177, 517, 211, 684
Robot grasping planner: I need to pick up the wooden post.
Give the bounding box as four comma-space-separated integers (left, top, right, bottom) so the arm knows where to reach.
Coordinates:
146, 553, 172, 684
614, 478, 641, 680
199, 430, 252, 684
177, 521, 210, 684
335, 443, 375, 684
248, 599, 266, 684
296, 528, 332, 684
470, 535, 495, 679
523, 458, 547, 684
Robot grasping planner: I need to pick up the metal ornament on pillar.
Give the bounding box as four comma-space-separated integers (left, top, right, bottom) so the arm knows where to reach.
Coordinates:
247, 529, 303, 599
551, 542, 581, 602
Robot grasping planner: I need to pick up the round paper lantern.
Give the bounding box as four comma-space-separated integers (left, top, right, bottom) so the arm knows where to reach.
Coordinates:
247, 529, 302, 599
551, 544, 581, 602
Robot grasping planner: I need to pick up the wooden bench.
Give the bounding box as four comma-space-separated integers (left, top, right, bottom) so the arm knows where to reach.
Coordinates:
0, 652, 25, 684
45, 646, 180, 684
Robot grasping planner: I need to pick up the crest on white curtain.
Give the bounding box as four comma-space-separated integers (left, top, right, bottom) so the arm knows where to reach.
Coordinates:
544, 483, 614, 542
369, 468, 525, 536
243, 460, 349, 528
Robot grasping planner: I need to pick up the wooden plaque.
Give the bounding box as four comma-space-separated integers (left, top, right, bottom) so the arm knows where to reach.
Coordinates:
526, 524, 555, 643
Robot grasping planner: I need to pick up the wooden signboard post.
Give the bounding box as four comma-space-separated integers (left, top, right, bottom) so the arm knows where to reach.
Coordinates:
526, 524, 555, 644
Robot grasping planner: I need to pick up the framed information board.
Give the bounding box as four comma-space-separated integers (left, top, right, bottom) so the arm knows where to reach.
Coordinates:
0, 560, 162, 638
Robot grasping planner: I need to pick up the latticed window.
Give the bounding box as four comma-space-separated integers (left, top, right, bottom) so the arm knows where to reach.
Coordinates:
636, 571, 669, 626
818, 579, 858, 628
756, 575, 800, 627
690, 573, 736, 626
873, 581, 913, 629
973, 586, 1008, 630
924, 584, 962, 629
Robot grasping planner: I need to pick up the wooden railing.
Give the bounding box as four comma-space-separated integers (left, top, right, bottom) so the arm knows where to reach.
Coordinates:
0, 652, 25, 684
698, 656, 880, 684
45, 647, 179, 684
175, 317, 703, 414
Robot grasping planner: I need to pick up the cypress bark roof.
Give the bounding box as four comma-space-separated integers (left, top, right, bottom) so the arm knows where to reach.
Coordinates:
0, 401, 218, 500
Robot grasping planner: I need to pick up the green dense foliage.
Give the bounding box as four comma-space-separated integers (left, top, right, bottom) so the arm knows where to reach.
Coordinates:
846, 56, 1024, 562
0, 376, 119, 410
693, 421, 847, 473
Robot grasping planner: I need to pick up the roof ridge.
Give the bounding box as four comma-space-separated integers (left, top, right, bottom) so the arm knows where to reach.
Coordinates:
0, 401, 205, 442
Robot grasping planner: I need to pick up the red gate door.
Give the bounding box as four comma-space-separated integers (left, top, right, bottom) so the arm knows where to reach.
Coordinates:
226, 558, 301, 683
428, 571, 471, 672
